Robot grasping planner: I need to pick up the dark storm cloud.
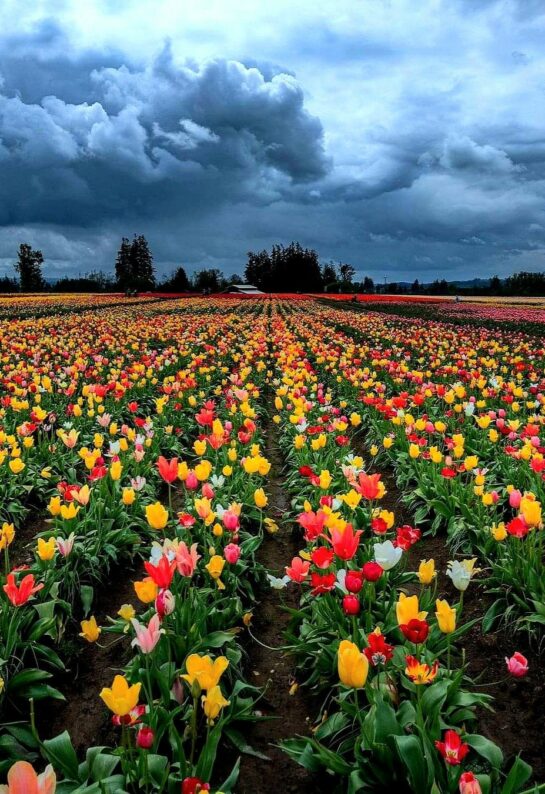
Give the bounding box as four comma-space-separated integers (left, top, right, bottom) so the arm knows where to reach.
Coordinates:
1, 0, 545, 282
0, 38, 330, 231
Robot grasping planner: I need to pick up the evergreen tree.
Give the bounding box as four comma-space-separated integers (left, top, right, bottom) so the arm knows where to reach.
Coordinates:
161, 266, 190, 292
14, 243, 45, 292
362, 276, 374, 293
322, 262, 338, 291
115, 238, 132, 290
130, 235, 156, 291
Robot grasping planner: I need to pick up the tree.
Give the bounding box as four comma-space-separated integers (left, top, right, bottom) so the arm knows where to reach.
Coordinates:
192, 268, 224, 293
161, 266, 191, 292
115, 238, 132, 290
362, 276, 374, 293
322, 262, 338, 292
244, 242, 323, 292
14, 244, 45, 292
411, 279, 421, 294
0, 275, 19, 293
338, 263, 356, 289
130, 235, 156, 291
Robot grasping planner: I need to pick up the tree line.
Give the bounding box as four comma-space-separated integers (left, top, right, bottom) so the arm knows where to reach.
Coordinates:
2, 239, 545, 297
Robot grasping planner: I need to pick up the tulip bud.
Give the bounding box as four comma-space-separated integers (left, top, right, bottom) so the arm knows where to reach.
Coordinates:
185, 472, 199, 490
136, 725, 154, 749
171, 676, 185, 705
505, 651, 528, 678
342, 595, 360, 615
224, 543, 241, 564
459, 772, 482, 794
155, 589, 175, 619
345, 570, 364, 593
362, 561, 383, 582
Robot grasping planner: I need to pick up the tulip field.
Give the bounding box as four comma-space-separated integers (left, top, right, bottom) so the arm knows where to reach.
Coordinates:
0, 295, 545, 794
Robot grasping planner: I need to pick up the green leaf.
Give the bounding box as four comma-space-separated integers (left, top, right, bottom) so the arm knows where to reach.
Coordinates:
43, 731, 80, 780
501, 756, 532, 794
393, 734, 431, 792
465, 734, 503, 770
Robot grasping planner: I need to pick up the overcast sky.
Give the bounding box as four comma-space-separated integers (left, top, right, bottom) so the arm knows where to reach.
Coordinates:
0, 0, 544, 283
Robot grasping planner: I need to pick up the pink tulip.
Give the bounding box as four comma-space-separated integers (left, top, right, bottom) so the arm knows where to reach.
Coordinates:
185, 472, 199, 490
509, 489, 522, 509
56, 532, 75, 557
201, 483, 214, 499
285, 556, 310, 583
505, 651, 528, 678
131, 613, 164, 654
222, 510, 240, 532
176, 542, 200, 577
136, 725, 155, 749
224, 543, 241, 564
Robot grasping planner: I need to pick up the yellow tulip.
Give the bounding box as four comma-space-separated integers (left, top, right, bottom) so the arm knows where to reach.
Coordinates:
134, 577, 159, 603
417, 559, 436, 585
48, 496, 62, 516
337, 640, 369, 688
254, 488, 268, 508
193, 439, 207, 456
60, 503, 80, 520
396, 593, 427, 626
9, 458, 25, 474
117, 604, 135, 622
145, 502, 168, 530
182, 653, 229, 692
100, 675, 141, 716
80, 615, 101, 642
520, 495, 542, 528
491, 522, 507, 541
206, 555, 226, 589
435, 599, 456, 633
201, 685, 230, 723
122, 488, 136, 506
37, 537, 56, 561
110, 460, 123, 481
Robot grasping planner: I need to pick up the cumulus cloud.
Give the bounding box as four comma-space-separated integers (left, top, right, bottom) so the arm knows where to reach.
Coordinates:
0, 40, 329, 230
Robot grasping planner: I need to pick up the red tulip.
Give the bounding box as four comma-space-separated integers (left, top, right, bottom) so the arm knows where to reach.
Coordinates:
297, 510, 326, 542
356, 472, 382, 499
345, 569, 364, 593
435, 730, 469, 766
342, 595, 360, 615
285, 557, 310, 583
330, 524, 363, 561
310, 572, 336, 595
506, 517, 529, 538
157, 456, 178, 484
364, 630, 394, 666
505, 651, 528, 677
144, 556, 176, 589
400, 618, 429, 644
3, 573, 44, 607
459, 772, 482, 794
362, 562, 383, 582
182, 778, 210, 794
311, 547, 335, 569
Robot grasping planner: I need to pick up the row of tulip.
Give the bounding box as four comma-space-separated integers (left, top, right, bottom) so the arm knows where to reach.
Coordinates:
0, 299, 274, 791
267, 302, 537, 793
294, 301, 545, 638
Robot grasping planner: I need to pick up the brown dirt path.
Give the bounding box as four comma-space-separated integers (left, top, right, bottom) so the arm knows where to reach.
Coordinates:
236, 410, 329, 794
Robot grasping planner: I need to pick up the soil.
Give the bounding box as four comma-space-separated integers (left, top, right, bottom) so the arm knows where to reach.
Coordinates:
40, 561, 140, 755
235, 409, 329, 794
